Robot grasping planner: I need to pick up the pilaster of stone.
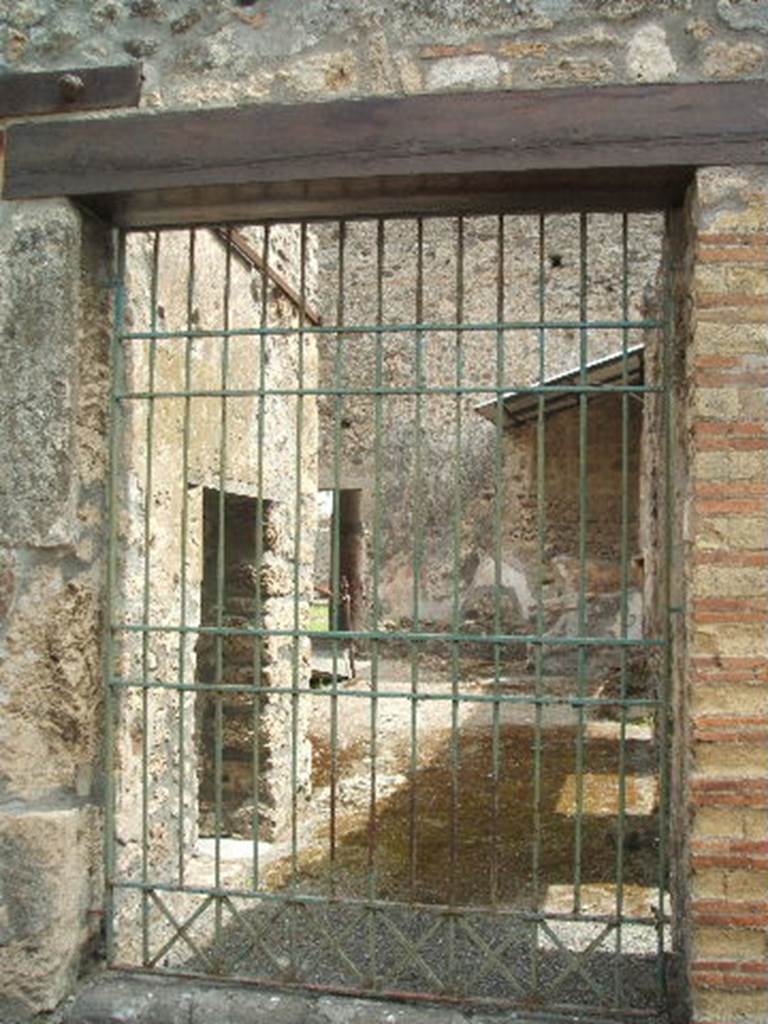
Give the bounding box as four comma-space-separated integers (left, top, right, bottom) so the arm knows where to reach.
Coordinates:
686, 167, 768, 1024
0, 199, 111, 1022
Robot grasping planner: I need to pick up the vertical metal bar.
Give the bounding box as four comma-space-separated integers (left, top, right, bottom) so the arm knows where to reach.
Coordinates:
141, 231, 160, 965
531, 213, 547, 993
614, 213, 631, 1005
657, 211, 675, 1003
289, 222, 308, 975
573, 212, 589, 914
104, 229, 128, 965
177, 228, 196, 888
448, 214, 465, 989
409, 217, 425, 901
490, 214, 505, 909
214, 228, 233, 950
252, 224, 271, 888
367, 217, 385, 986
328, 220, 346, 898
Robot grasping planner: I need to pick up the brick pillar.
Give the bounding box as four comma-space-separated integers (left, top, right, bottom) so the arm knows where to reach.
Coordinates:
686, 167, 768, 1024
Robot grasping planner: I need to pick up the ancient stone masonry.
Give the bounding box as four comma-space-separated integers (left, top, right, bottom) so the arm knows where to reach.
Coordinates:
313, 214, 662, 670
1, 2, 768, 1022
109, 226, 318, 962
0, 200, 111, 1021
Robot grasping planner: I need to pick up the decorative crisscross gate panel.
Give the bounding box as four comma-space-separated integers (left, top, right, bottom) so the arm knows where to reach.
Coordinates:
105, 210, 674, 1019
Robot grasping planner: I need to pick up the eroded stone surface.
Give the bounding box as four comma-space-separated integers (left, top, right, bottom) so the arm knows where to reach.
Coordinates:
0, 808, 101, 1024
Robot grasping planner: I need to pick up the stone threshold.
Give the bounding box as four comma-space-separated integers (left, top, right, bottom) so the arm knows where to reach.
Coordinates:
63, 971, 653, 1024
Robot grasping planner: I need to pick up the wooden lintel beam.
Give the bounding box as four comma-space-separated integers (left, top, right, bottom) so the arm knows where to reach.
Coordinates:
4, 80, 763, 224
0, 63, 142, 119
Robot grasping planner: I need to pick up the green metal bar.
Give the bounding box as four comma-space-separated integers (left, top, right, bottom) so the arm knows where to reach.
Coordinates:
252, 224, 271, 888
103, 229, 128, 965
447, 213, 465, 990
213, 228, 233, 949
531, 212, 547, 990
140, 230, 161, 965
489, 213, 505, 909
113, 877, 667, 926
409, 217, 425, 901
121, 316, 664, 341
111, 676, 662, 707
289, 222, 309, 977
176, 227, 195, 888
573, 212, 589, 914
328, 220, 347, 899
614, 212, 631, 1005
657, 211, 676, 1002
117, 382, 661, 402
115, 622, 665, 648
365, 217, 386, 986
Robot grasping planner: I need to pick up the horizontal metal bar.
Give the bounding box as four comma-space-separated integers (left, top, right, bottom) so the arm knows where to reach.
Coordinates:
113, 622, 664, 648
116, 383, 662, 401
111, 878, 669, 926
109, 676, 661, 707
120, 317, 663, 342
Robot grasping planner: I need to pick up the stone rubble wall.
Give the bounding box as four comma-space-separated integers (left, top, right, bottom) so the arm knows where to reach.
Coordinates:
313, 213, 660, 665
5, 1, 768, 108
113, 224, 318, 907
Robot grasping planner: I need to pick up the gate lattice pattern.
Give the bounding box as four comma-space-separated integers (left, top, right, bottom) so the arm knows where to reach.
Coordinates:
106, 210, 674, 1019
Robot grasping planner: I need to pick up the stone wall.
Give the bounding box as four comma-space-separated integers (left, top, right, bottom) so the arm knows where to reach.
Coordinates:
0, 201, 111, 1020
313, 213, 660, 646
112, 223, 318, 906
2, 1, 768, 1021
5, 1, 768, 108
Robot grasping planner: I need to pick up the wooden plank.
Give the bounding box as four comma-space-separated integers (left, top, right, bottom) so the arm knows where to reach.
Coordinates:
82, 166, 693, 228
0, 63, 142, 119
3, 80, 768, 209
211, 228, 323, 325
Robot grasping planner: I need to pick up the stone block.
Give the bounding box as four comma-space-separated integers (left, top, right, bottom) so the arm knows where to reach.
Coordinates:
0, 807, 101, 1022
425, 54, 501, 92
626, 24, 676, 81
0, 201, 82, 548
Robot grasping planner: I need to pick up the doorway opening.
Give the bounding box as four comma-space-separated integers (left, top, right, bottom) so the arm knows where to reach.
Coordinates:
106, 211, 674, 1019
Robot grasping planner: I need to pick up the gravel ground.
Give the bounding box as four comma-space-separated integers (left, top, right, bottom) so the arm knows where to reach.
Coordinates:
189, 899, 666, 1014
172, 656, 669, 1017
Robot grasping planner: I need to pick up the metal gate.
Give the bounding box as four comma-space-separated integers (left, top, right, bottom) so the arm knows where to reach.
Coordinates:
105, 210, 674, 1019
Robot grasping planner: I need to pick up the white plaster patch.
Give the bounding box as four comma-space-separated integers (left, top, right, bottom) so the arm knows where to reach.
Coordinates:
470, 554, 535, 618
626, 24, 677, 82
426, 54, 502, 92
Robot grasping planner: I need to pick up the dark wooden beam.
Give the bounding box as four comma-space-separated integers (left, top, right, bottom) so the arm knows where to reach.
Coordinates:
80, 166, 693, 228
5, 79, 759, 223
0, 63, 142, 119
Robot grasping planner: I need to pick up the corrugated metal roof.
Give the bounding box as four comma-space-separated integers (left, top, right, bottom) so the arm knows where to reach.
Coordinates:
474, 344, 644, 427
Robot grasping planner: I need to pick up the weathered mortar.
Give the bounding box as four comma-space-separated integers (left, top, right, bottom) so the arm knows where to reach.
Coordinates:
2, 1, 768, 1021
